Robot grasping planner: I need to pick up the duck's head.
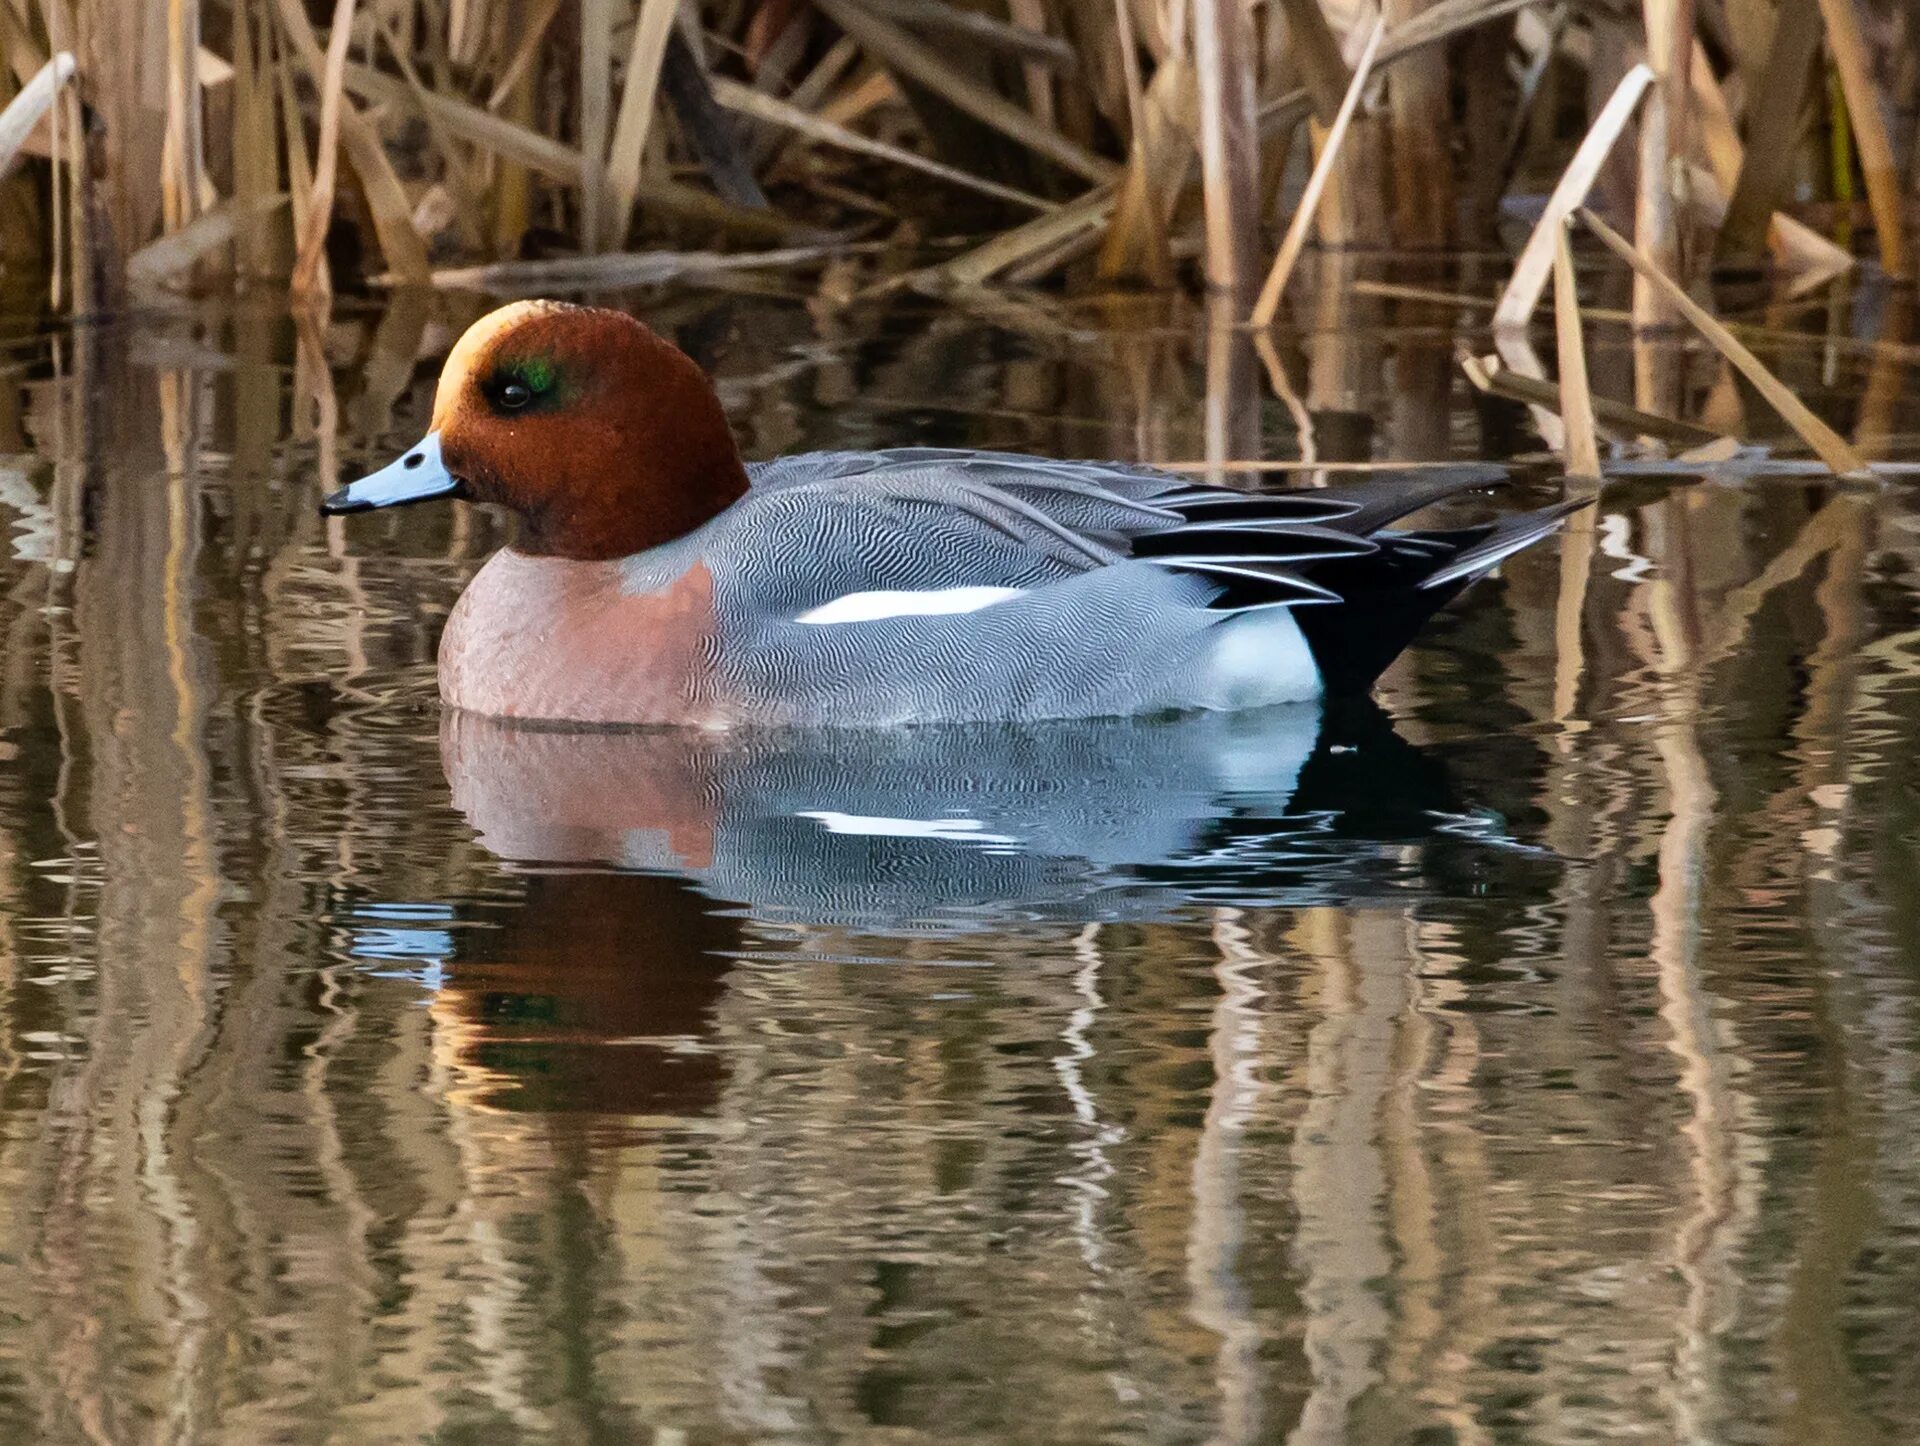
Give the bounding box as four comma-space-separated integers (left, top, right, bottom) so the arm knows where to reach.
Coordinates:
322, 301, 749, 560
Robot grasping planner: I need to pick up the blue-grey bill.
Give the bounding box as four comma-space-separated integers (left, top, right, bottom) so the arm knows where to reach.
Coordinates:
321, 432, 461, 514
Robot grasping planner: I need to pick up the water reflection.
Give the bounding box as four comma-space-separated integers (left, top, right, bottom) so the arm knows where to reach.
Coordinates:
441, 702, 1500, 925
0, 285, 1919, 1440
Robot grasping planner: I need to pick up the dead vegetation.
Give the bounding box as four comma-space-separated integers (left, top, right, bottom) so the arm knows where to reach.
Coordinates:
0, 0, 1915, 474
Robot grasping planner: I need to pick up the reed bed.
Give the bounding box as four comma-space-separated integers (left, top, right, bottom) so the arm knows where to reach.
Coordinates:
0, 0, 1914, 471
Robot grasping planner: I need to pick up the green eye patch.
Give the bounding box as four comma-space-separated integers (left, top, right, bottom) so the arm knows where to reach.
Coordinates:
513, 357, 556, 395
487, 354, 566, 411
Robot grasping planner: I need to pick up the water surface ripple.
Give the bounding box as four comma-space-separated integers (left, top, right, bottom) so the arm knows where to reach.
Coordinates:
0, 287, 1917, 1443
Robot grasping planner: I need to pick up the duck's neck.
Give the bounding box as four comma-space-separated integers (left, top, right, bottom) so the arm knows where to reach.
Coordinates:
516, 432, 749, 562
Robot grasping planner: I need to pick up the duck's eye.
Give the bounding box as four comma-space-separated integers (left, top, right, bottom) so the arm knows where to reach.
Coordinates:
499, 381, 532, 411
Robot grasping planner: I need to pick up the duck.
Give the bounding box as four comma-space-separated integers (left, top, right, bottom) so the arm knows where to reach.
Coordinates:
322, 300, 1580, 728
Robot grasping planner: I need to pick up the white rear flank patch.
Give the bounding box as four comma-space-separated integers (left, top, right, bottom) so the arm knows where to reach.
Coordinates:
1203, 608, 1322, 708
794, 586, 1024, 624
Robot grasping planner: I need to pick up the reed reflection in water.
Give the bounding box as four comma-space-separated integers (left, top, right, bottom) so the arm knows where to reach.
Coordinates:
0, 280, 1917, 1441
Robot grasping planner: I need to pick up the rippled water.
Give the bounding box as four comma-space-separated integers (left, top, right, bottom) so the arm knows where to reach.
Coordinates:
2, 276, 1919, 1442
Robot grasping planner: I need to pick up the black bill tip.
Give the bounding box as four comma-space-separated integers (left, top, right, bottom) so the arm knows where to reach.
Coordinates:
320, 487, 374, 516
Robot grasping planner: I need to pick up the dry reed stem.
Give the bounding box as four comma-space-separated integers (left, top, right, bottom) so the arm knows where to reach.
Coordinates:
1688, 50, 1742, 190
1551, 224, 1601, 477
335, 119, 433, 286
162, 0, 206, 232
1494, 62, 1652, 329
128, 195, 289, 291
1005, 0, 1054, 135
0, 52, 73, 177
423, 242, 857, 293
230, 1, 281, 281
16, 0, 1907, 315
1816, 0, 1912, 279
927, 0, 1564, 289
344, 61, 799, 241
605, 0, 678, 248
1581, 207, 1869, 474
710, 78, 1052, 211
275, 0, 429, 286
1251, 18, 1385, 327
1193, 0, 1261, 297
783, 34, 860, 117
1689, 48, 1852, 280
276, 27, 324, 297
1463, 351, 1724, 444
815, 0, 1116, 183
579, 0, 613, 252
915, 183, 1118, 290
1715, 0, 1824, 268
287, 0, 355, 300
1385, 0, 1455, 247
1097, 52, 1196, 285
345, 62, 580, 180
1633, 0, 1694, 337
369, 9, 484, 249
883, 0, 1080, 67
1112, 0, 1147, 147
1275, 0, 1354, 122
486, 0, 564, 111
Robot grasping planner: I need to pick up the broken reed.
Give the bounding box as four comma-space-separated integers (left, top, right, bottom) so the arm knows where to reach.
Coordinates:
0, 0, 1913, 312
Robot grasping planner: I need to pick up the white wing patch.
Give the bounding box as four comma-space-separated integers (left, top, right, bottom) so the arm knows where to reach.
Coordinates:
797, 811, 1019, 845
794, 586, 1025, 625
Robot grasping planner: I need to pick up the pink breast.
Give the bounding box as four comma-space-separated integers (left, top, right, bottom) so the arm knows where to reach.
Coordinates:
439, 550, 722, 726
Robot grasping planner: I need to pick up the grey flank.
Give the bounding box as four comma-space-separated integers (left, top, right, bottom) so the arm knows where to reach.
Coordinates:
616, 449, 1572, 725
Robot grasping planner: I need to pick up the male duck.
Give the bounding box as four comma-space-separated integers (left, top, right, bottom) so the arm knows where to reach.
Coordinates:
324, 301, 1577, 727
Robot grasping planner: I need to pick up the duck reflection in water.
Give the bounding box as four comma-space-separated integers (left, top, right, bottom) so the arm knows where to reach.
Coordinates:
354, 705, 1538, 1115
441, 701, 1532, 927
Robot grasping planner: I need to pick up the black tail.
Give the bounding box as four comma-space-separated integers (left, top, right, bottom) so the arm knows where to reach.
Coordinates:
1130, 465, 1587, 695
1293, 497, 1587, 693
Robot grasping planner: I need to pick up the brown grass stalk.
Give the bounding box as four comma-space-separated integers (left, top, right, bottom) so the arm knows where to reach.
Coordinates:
1274, 0, 1353, 123
1816, 0, 1912, 279
1690, 47, 1851, 281
275, 24, 324, 297
1633, 0, 1695, 335
579, 0, 614, 252
286, 0, 354, 300
1715, 0, 1824, 269
1494, 62, 1652, 330
1384, 0, 1454, 248
711, 77, 1052, 211
5, 0, 1904, 320
605, 0, 679, 249
0, 52, 73, 177
1551, 224, 1601, 478
1581, 206, 1869, 474
486, 0, 564, 112
162, 0, 206, 233
815, 0, 1116, 183
1097, 49, 1197, 286
1462, 351, 1724, 445
1193, 0, 1261, 298
343, 60, 798, 241
276, 0, 429, 289
1251, 18, 1385, 327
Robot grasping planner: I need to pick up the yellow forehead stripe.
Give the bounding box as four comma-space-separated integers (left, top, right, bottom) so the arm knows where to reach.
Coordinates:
431, 300, 566, 428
